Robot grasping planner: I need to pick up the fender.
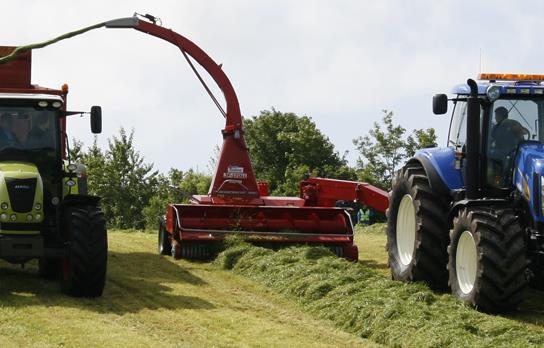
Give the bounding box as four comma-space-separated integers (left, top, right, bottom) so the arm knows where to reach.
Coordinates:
60, 194, 101, 207
409, 147, 463, 198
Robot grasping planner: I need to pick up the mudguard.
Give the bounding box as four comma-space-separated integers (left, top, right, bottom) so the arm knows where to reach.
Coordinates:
60, 194, 101, 207
410, 147, 463, 198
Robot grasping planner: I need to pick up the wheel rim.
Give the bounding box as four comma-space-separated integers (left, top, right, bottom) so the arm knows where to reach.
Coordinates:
456, 230, 478, 294
396, 194, 416, 268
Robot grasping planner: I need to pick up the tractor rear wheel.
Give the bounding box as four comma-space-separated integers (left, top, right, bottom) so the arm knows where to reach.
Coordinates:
386, 163, 450, 289
61, 205, 108, 297
158, 218, 171, 256
448, 208, 527, 312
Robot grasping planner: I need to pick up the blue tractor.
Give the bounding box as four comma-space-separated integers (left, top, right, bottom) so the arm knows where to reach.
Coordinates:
387, 73, 544, 312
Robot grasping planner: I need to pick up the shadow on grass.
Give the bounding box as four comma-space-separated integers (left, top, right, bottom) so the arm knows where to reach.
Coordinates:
0, 251, 215, 313
505, 288, 544, 326
358, 259, 388, 270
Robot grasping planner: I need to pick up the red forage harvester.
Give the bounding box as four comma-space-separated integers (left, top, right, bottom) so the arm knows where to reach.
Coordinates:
104, 15, 389, 261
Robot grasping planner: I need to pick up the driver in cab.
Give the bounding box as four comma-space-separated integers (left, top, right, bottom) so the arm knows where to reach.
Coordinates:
27, 114, 54, 149
490, 106, 525, 158
0, 113, 19, 147
489, 106, 526, 185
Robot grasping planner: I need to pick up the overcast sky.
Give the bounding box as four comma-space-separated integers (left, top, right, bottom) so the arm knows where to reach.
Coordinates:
2, 1, 543, 174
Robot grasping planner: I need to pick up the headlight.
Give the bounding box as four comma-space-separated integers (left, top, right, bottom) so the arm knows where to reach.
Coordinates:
486, 85, 501, 101
1, 202, 8, 210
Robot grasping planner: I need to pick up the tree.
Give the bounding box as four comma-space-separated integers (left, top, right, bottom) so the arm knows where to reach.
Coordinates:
78, 128, 159, 229
406, 128, 437, 157
353, 110, 406, 189
353, 110, 437, 190
244, 109, 353, 195
143, 168, 211, 230
69, 138, 84, 163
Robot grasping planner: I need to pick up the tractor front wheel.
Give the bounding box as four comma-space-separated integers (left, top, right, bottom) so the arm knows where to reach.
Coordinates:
386, 163, 450, 289
158, 218, 171, 256
448, 208, 527, 312
61, 205, 108, 297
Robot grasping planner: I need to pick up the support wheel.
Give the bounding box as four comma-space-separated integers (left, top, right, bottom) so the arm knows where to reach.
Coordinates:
386, 163, 450, 289
172, 241, 213, 260
61, 205, 108, 297
39, 258, 60, 280
448, 208, 527, 313
158, 217, 171, 256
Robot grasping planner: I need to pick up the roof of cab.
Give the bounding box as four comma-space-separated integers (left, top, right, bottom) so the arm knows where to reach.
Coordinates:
452, 73, 544, 95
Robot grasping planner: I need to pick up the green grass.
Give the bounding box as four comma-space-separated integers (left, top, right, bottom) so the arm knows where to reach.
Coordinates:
0, 230, 375, 347
216, 224, 544, 347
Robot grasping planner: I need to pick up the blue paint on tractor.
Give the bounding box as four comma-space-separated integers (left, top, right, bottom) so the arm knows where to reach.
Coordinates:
415, 147, 463, 190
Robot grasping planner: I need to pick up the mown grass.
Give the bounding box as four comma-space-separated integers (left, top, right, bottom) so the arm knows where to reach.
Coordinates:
0, 230, 375, 347
216, 224, 544, 347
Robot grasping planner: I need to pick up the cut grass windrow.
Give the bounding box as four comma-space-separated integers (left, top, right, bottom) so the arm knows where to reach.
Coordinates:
215, 238, 544, 347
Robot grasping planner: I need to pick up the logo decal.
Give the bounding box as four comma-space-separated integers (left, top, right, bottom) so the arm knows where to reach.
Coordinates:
223, 165, 247, 179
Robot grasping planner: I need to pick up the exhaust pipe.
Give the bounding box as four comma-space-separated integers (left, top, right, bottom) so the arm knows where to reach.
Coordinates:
465, 79, 480, 199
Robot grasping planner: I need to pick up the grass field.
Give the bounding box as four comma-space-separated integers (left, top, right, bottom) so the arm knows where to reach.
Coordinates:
1, 226, 544, 347
356, 224, 544, 327
0, 231, 376, 347
216, 224, 544, 347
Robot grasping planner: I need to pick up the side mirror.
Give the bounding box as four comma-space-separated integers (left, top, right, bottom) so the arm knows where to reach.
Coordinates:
90, 106, 102, 134
432, 94, 448, 115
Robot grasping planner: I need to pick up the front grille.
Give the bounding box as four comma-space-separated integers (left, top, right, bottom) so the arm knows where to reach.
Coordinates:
5, 178, 37, 213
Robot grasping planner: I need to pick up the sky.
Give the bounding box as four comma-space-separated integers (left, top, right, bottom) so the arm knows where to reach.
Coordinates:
2, 1, 544, 174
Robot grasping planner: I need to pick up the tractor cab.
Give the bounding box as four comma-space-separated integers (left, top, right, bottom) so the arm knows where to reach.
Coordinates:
434, 73, 544, 197
0, 96, 62, 186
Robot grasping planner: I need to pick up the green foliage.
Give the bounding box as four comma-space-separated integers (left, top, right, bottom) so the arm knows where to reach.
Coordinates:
244, 109, 354, 195
142, 169, 211, 230
353, 110, 436, 189
100, 128, 158, 229
73, 129, 158, 229
406, 128, 437, 157
68, 138, 84, 162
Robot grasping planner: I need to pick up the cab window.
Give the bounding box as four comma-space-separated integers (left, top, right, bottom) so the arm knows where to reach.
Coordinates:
448, 100, 467, 147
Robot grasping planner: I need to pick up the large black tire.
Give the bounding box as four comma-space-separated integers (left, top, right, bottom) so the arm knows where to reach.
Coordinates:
448, 208, 527, 312
158, 218, 171, 256
386, 163, 450, 289
38, 257, 60, 280
61, 205, 108, 297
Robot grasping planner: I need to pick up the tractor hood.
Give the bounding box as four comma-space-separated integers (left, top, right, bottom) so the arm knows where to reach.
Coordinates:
0, 162, 44, 224
0, 162, 41, 176
513, 143, 544, 221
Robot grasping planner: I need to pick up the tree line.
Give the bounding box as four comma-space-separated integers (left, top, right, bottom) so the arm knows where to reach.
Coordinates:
71, 109, 436, 230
